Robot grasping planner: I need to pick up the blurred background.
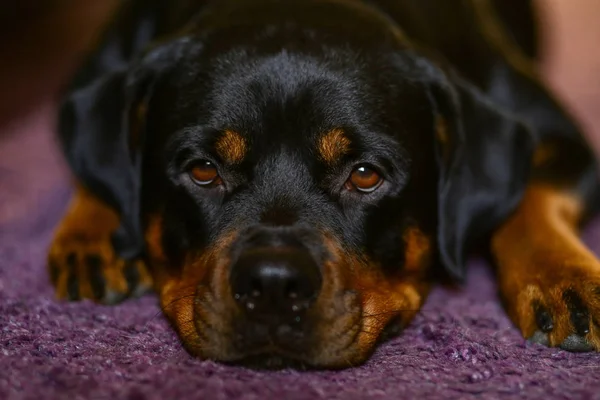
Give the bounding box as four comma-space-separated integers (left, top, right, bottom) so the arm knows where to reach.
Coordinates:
0, 0, 599, 150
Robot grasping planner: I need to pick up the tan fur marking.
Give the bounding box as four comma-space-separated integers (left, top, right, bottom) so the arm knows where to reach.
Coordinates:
532, 142, 558, 167
145, 215, 167, 265
54, 184, 121, 239
312, 231, 432, 366
492, 184, 600, 347
155, 230, 241, 360
403, 227, 432, 273
215, 130, 247, 164
144, 214, 170, 290
318, 128, 351, 164
48, 185, 152, 302
50, 185, 124, 299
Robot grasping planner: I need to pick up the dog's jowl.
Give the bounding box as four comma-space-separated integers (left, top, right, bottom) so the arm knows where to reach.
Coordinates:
49, 0, 600, 368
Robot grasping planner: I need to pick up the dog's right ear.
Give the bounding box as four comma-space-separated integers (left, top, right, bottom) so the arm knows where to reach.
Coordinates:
57, 38, 192, 260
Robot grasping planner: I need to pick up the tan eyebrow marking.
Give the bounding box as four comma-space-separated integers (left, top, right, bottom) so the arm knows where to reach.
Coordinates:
318, 128, 351, 164
215, 130, 247, 164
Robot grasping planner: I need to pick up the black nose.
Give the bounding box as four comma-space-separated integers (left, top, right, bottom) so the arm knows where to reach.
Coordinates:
230, 247, 322, 322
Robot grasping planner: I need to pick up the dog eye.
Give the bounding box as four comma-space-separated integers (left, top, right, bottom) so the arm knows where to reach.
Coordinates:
189, 160, 221, 186
346, 165, 383, 193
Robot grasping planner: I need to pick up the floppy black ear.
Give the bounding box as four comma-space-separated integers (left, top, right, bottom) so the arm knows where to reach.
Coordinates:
58, 67, 150, 259
58, 37, 193, 260
430, 73, 537, 280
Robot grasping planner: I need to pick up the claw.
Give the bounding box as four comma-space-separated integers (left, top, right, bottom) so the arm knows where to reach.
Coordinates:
528, 330, 549, 346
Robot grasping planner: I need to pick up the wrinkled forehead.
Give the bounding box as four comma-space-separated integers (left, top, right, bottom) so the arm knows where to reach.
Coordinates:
187, 52, 375, 141
147, 48, 425, 163
141, 2, 439, 165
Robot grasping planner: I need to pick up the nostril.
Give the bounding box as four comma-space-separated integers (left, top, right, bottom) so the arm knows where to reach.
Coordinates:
285, 281, 298, 300
229, 247, 322, 319
250, 278, 262, 298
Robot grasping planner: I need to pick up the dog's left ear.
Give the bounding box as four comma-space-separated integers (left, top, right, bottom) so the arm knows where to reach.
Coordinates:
58, 67, 151, 259
57, 38, 192, 260
429, 72, 537, 280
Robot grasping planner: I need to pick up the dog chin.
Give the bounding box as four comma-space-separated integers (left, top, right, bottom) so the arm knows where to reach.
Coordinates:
226, 353, 312, 370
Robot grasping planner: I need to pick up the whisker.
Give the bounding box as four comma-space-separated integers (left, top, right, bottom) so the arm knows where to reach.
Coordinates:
343, 356, 356, 369
141, 309, 166, 326
139, 288, 199, 330
162, 293, 197, 310
142, 294, 195, 324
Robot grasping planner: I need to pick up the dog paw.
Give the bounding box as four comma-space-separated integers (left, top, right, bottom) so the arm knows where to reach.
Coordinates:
48, 235, 153, 304
515, 278, 600, 352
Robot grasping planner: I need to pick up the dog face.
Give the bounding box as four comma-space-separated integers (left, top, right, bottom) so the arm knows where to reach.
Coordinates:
140, 3, 442, 368
60, 1, 534, 368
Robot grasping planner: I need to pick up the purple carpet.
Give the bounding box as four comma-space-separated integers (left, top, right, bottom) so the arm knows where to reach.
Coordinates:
2, 112, 600, 400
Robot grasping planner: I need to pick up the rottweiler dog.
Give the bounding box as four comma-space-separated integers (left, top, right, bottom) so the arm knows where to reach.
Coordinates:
48, 0, 600, 368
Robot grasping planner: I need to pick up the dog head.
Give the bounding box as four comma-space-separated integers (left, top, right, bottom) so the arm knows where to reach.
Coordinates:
60, 0, 534, 368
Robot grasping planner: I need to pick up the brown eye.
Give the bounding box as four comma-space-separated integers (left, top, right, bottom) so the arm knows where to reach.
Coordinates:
346, 165, 382, 193
189, 160, 220, 186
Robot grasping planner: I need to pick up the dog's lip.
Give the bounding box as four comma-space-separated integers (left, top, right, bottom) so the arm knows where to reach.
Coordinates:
228, 348, 312, 370
192, 295, 314, 363
232, 326, 309, 352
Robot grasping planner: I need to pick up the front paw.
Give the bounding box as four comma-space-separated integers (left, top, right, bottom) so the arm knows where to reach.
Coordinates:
48, 235, 152, 304
511, 274, 600, 352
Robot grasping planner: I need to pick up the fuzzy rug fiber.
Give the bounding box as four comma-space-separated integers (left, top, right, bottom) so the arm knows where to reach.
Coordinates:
3, 1, 600, 398
2, 112, 600, 400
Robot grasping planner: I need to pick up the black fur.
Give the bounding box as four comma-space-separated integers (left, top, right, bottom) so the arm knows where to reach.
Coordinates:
57, 0, 598, 280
